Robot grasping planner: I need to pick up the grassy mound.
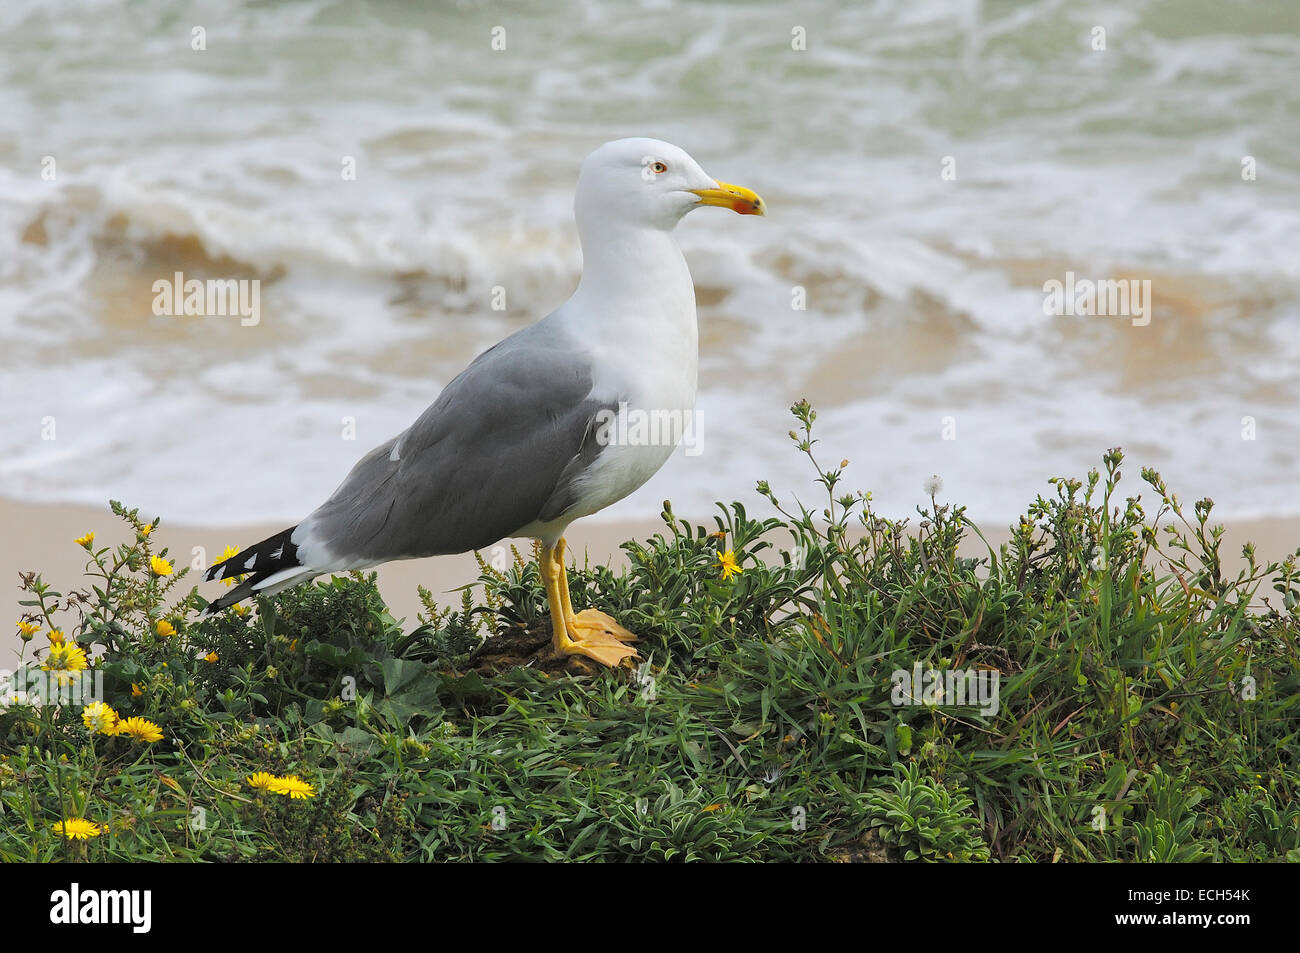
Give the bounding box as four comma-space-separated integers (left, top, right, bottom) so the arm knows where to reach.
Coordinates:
4, 402, 1298, 861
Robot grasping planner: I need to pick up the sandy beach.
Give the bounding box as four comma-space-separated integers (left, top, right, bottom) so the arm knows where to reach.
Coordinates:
1, 498, 669, 670
5, 496, 1296, 670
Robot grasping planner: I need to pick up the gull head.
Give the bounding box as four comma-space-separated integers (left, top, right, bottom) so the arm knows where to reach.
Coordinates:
575, 137, 765, 233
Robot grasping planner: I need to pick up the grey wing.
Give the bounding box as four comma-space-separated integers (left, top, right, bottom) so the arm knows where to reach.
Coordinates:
298, 322, 617, 563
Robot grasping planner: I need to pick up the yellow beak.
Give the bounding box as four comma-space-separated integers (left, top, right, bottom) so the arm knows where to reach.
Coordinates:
691, 180, 766, 216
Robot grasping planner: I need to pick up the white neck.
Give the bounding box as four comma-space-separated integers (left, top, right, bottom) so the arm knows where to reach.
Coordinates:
575, 220, 691, 301
563, 219, 698, 350
556, 217, 699, 410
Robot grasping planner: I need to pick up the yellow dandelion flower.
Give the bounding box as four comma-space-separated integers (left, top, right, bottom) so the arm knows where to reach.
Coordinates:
74, 531, 95, 547
269, 775, 316, 799
149, 556, 173, 576
81, 701, 119, 735
41, 642, 88, 686
131, 683, 144, 697
52, 818, 101, 840
154, 619, 176, 637
203, 652, 218, 663
16, 620, 39, 639
47, 628, 65, 644
232, 604, 250, 617
115, 716, 164, 743
246, 771, 277, 791
717, 549, 742, 581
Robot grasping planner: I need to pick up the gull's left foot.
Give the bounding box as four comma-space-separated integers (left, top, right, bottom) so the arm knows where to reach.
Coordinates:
568, 608, 638, 645
556, 608, 640, 667
542, 539, 640, 668
558, 636, 639, 667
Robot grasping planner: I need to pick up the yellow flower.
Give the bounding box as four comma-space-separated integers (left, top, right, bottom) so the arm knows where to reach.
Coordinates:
155, 619, 176, 637
717, 549, 742, 581
131, 683, 144, 698
52, 818, 101, 840
232, 604, 250, 617
203, 652, 218, 663
47, 628, 64, 644
41, 642, 88, 686
212, 546, 241, 587
82, 701, 119, 735
149, 556, 173, 576
115, 716, 164, 743
140, 522, 154, 537
74, 531, 95, 547
246, 771, 277, 791
16, 620, 39, 640
269, 775, 316, 799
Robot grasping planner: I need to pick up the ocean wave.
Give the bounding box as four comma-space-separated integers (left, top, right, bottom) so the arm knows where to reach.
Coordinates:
1, 0, 1298, 523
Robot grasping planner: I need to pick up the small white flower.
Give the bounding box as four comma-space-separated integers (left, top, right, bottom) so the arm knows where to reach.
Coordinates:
924, 474, 944, 497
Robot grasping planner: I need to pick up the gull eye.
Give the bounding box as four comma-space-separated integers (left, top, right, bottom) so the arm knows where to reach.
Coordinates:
652, 161, 668, 174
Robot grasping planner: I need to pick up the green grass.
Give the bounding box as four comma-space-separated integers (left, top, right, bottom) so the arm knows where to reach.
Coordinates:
3, 401, 1298, 861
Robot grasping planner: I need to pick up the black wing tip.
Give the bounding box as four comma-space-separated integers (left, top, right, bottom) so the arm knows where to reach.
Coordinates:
203, 578, 258, 616
202, 525, 301, 590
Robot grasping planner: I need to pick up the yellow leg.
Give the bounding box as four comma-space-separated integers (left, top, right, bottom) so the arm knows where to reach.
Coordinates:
555, 538, 576, 620
542, 538, 639, 667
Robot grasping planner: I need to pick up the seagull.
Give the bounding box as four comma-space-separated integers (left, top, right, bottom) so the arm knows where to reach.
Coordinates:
204, 137, 765, 667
